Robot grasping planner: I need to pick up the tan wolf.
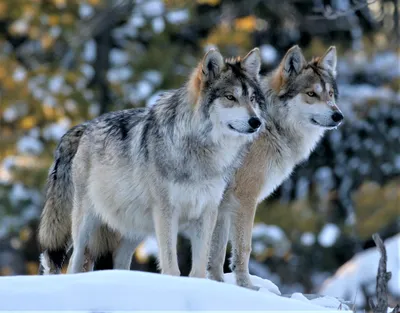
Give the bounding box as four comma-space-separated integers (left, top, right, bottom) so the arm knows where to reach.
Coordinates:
207, 45, 344, 290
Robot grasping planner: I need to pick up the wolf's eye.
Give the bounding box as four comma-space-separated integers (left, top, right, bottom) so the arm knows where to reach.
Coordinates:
306, 91, 316, 97
250, 94, 256, 102
225, 95, 236, 101
329, 91, 334, 97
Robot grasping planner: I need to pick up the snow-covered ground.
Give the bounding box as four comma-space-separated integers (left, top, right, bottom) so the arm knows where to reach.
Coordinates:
0, 271, 350, 311
320, 234, 400, 308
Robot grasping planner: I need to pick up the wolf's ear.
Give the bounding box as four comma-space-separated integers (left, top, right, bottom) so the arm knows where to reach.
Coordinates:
242, 48, 261, 77
318, 46, 337, 76
201, 49, 224, 82
281, 45, 306, 80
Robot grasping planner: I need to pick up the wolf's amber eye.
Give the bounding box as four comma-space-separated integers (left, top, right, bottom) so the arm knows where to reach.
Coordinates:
250, 94, 255, 102
329, 91, 333, 97
306, 91, 316, 97
225, 95, 236, 101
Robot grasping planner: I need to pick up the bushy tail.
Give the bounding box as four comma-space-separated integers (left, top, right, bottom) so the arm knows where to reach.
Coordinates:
38, 123, 86, 274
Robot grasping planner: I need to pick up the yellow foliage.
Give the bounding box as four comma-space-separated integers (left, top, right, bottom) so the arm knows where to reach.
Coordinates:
0, 66, 6, 80
29, 26, 40, 39
20, 116, 37, 129
26, 262, 39, 275
19, 227, 32, 242
197, 0, 220, 6
235, 16, 257, 32
22, 4, 36, 18
0, 2, 8, 19
48, 15, 60, 26
0, 266, 12, 276
3, 78, 16, 89
53, 0, 67, 9
41, 34, 55, 50
61, 13, 75, 25
88, 0, 101, 5
43, 106, 57, 119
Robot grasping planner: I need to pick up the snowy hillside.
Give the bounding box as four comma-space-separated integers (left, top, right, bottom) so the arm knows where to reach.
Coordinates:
0, 270, 350, 311
320, 234, 400, 308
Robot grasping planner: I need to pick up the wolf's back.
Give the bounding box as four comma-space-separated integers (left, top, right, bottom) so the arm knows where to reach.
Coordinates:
38, 123, 86, 274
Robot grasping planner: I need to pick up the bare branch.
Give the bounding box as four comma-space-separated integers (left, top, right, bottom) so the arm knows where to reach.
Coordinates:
308, 0, 378, 20
369, 233, 392, 313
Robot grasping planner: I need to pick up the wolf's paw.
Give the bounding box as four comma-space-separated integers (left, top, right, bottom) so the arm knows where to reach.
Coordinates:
207, 269, 225, 282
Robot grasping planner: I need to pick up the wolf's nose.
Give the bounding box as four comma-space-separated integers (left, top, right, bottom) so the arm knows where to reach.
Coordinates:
248, 117, 261, 129
331, 112, 344, 123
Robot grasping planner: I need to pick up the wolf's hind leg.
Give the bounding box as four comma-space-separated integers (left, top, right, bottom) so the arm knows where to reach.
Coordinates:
67, 202, 100, 274
113, 236, 144, 270
152, 206, 180, 276
187, 207, 218, 278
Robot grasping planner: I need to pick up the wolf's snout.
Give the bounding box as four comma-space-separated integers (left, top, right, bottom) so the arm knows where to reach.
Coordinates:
248, 117, 261, 130
331, 112, 343, 123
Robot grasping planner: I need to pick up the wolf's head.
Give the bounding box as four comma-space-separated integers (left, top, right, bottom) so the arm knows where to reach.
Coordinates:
269, 46, 343, 130
189, 48, 265, 137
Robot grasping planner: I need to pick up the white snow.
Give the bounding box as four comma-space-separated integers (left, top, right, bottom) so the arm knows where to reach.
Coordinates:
0, 270, 351, 311
136, 236, 158, 259
152, 16, 165, 33
13, 67, 27, 82
83, 40, 96, 62
143, 70, 162, 85
110, 49, 130, 66
130, 80, 153, 102
48, 75, 64, 93
3, 106, 18, 122
223, 272, 281, 295
146, 90, 164, 107
141, 0, 164, 17
301, 232, 316, 246
320, 234, 400, 308
43, 118, 71, 141
318, 224, 340, 248
252, 223, 291, 257
107, 67, 133, 83
253, 223, 285, 241
166, 9, 190, 24
79, 3, 94, 19
17, 135, 43, 155
260, 44, 278, 65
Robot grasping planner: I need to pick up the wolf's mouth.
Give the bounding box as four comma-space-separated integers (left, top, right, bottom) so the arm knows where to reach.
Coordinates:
310, 118, 339, 129
228, 124, 256, 134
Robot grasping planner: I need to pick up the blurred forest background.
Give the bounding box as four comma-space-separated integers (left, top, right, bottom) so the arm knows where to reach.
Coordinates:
0, 0, 399, 311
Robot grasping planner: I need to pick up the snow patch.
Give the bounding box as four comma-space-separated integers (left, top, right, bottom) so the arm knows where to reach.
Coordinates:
0, 270, 349, 310
318, 223, 340, 248
260, 44, 278, 64
166, 9, 189, 24
320, 234, 400, 308
301, 232, 316, 246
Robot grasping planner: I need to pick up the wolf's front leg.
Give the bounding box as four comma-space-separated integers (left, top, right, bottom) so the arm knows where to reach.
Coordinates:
207, 210, 231, 282
188, 207, 218, 278
153, 206, 180, 276
230, 200, 258, 290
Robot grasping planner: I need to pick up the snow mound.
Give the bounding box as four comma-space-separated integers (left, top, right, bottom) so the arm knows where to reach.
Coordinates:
0, 270, 350, 311
320, 234, 400, 307
223, 272, 281, 295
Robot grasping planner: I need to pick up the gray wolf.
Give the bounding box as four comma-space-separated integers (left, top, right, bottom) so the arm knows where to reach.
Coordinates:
38, 48, 266, 277
207, 46, 344, 289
